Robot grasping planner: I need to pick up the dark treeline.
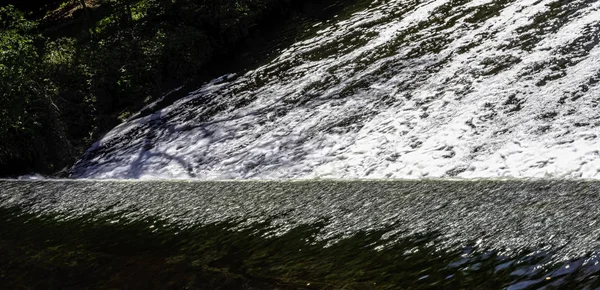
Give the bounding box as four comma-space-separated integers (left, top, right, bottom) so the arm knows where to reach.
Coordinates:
0, 0, 323, 176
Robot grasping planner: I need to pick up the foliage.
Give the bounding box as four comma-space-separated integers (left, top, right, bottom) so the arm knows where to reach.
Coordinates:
0, 6, 41, 134
0, 5, 72, 173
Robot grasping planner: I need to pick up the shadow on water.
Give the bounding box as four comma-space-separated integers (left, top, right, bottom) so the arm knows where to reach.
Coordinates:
136, 0, 373, 119
94, 0, 376, 179
2, 206, 600, 289
126, 110, 196, 178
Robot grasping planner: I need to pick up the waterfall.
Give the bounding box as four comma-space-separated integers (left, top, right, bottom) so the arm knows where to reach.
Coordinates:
73, 0, 600, 179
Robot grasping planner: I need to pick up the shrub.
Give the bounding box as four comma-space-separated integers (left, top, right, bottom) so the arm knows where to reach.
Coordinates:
0, 5, 73, 174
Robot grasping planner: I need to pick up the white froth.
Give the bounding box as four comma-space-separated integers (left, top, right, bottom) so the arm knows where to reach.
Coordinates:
73, 0, 600, 180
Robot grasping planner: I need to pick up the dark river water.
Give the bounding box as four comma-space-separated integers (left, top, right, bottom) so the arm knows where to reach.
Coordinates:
2, 179, 600, 288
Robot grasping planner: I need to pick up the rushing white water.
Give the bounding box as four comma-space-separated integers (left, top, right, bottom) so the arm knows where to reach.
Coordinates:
73, 0, 600, 179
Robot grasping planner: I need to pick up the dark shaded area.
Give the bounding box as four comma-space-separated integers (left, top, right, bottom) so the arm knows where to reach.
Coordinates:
135, 0, 369, 119
3, 0, 65, 19
1, 205, 595, 289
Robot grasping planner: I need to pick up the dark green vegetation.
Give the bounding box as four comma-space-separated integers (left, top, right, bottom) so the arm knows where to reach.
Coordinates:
0, 205, 593, 289
0, 0, 339, 176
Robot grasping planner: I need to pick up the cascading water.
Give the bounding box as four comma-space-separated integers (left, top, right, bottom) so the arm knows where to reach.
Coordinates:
73, 0, 600, 179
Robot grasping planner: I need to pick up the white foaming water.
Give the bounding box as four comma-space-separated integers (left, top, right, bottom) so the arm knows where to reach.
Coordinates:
73, 0, 600, 179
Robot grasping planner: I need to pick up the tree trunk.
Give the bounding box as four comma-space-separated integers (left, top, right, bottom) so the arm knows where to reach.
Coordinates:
78, 0, 94, 35
125, 1, 133, 23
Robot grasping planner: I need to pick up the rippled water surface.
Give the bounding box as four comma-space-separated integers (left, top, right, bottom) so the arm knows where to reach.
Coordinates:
71, 0, 600, 179
3, 180, 600, 288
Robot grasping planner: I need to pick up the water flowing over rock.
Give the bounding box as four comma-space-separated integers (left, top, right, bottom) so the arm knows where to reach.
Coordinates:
73, 0, 600, 179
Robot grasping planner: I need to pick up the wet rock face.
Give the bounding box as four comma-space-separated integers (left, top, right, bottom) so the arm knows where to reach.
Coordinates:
74, 0, 600, 180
